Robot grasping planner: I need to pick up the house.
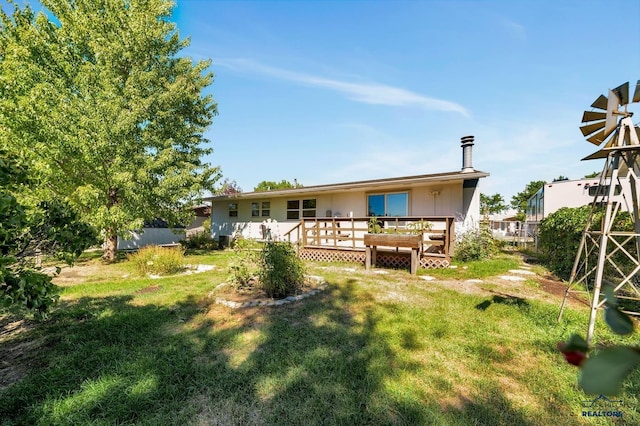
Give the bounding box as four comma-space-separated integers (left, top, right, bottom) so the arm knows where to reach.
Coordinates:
526, 177, 633, 223
206, 136, 489, 269
116, 205, 211, 250
487, 209, 521, 237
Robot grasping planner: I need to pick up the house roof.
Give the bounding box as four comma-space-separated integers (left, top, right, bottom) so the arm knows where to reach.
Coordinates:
206, 169, 490, 201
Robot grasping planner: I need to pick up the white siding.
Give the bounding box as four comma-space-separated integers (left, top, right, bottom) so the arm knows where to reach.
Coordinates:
526, 178, 635, 221
117, 228, 185, 250
211, 180, 482, 241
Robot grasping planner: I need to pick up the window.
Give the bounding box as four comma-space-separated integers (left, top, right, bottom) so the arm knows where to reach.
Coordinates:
261, 201, 270, 217
287, 200, 299, 219
251, 201, 271, 217
367, 192, 408, 216
302, 199, 316, 217
589, 184, 622, 196
228, 203, 238, 217
287, 199, 316, 219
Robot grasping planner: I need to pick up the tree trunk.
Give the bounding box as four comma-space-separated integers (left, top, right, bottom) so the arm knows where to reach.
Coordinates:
103, 188, 120, 261
103, 230, 118, 262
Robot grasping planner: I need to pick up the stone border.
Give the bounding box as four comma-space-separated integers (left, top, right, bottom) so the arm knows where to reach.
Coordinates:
210, 275, 328, 309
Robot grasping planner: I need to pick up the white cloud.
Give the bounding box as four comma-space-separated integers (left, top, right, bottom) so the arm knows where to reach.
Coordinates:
215, 58, 469, 116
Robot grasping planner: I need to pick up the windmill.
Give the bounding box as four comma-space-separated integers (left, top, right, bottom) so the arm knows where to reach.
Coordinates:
558, 81, 640, 343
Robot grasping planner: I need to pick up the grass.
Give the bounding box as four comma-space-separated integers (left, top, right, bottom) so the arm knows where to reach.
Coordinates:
1, 250, 639, 425
420, 254, 522, 280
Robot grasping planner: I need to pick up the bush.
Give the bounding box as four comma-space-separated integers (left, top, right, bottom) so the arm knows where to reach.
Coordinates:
227, 238, 258, 287
128, 245, 187, 276
1, 268, 59, 320
180, 231, 217, 250
538, 206, 634, 281
454, 228, 500, 262
258, 241, 305, 298
538, 206, 591, 280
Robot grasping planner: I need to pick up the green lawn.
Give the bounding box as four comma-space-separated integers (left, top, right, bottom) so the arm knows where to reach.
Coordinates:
1, 250, 638, 425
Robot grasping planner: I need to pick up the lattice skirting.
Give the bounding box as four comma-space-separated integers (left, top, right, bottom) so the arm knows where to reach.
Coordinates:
299, 248, 366, 264
420, 257, 451, 269
299, 248, 450, 269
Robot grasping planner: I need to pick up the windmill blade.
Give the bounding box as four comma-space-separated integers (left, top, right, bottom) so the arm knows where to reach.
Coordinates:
603, 129, 621, 149
582, 149, 609, 160
612, 81, 629, 105
580, 120, 606, 137
580, 121, 605, 137
586, 126, 617, 146
582, 111, 607, 122
587, 129, 608, 145
633, 80, 640, 103
591, 94, 608, 110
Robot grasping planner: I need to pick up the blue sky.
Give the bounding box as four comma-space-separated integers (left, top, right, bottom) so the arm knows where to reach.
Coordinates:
172, 0, 640, 201
88, 1, 640, 201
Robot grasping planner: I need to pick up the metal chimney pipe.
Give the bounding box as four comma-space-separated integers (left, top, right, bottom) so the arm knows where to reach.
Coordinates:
461, 135, 475, 173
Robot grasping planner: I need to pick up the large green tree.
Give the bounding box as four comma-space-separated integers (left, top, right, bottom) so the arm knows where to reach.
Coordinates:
510, 180, 546, 221
0, 0, 219, 260
480, 193, 506, 217
254, 179, 302, 192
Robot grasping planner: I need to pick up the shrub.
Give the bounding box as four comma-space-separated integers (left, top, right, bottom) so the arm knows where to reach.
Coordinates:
180, 231, 217, 250
227, 238, 258, 287
128, 245, 187, 276
538, 206, 634, 281
537, 206, 591, 280
258, 241, 305, 298
454, 228, 500, 262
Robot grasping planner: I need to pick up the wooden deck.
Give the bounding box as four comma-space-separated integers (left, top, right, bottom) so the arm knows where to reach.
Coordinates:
283, 216, 455, 269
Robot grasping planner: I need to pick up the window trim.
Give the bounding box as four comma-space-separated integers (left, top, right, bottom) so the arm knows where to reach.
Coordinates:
251, 201, 271, 218
287, 198, 316, 220
228, 202, 238, 218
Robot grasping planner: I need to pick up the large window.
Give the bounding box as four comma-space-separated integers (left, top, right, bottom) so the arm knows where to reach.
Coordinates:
367, 192, 408, 216
287, 199, 316, 219
251, 201, 271, 217
588, 184, 622, 196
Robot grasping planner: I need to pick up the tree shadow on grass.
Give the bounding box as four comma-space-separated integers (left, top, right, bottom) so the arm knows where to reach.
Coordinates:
1, 278, 555, 425
475, 292, 530, 311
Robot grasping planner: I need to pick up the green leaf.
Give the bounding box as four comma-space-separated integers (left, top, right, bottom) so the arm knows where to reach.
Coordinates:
603, 285, 618, 307
580, 347, 640, 395
564, 334, 589, 352
605, 306, 634, 335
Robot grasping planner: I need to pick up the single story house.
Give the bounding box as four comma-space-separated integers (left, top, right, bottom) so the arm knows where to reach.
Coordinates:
206, 136, 489, 269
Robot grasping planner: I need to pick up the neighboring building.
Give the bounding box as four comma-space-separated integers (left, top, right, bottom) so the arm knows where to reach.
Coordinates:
487, 209, 521, 238
526, 177, 632, 222
116, 205, 211, 250
205, 136, 489, 268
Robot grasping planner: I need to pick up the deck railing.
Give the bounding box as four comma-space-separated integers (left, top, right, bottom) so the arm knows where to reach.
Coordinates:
283, 216, 455, 258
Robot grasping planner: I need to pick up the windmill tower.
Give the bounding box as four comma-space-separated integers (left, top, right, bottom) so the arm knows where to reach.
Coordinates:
558, 81, 640, 343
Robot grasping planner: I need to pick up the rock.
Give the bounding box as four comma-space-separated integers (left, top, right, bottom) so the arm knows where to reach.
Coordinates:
499, 275, 526, 282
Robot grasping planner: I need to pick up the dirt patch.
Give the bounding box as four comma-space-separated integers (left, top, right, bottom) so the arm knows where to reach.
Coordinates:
135, 285, 162, 294
535, 276, 589, 308
52, 262, 128, 286
0, 318, 45, 391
